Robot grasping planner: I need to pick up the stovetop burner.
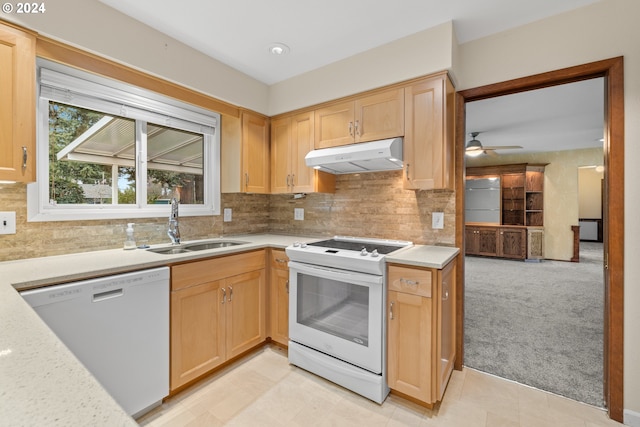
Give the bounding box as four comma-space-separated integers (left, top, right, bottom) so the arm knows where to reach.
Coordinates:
306, 238, 407, 255
286, 236, 413, 275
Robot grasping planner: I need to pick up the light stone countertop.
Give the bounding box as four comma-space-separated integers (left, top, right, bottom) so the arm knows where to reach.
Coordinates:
0, 233, 459, 426
385, 244, 460, 268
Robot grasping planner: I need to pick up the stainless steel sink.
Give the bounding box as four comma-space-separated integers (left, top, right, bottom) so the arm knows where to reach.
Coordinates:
184, 241, 246, 251
146, 247, 192, 255
146, 240, 248, 255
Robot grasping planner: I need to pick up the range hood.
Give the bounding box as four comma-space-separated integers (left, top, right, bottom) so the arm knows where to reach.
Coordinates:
305, 138, 403, 174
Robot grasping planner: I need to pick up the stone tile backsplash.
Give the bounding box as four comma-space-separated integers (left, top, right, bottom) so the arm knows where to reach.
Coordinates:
270, 171, 455, 244
0, 171, 454, 261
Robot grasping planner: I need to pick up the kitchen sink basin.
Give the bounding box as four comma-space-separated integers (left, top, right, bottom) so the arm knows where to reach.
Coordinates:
184, 241, 247, 251
146, 240, 248, 255
146, 247, 192, 255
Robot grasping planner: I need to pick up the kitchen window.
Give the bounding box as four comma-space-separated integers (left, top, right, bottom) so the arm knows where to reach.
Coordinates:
27, 59, 220, 221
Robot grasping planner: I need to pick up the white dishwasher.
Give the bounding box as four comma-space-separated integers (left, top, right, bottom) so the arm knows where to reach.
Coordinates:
21, 267, 170, 417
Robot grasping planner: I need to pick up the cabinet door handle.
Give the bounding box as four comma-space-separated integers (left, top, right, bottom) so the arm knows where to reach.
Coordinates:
229, 286, 233, 302
390, 301, 394, 320
286, 280, 289, 294
286, 174, 290, 187
443, 290, 449, 301
348, 121, 353, 136
291, 174, 295, 188
400, 277, 419, 286
355, 120, 360, 136
275, 258, 287, 264
405, 163, 410, 180
22, 146, 27, 170
221, 287, 226, 304
245, 172, 249, 188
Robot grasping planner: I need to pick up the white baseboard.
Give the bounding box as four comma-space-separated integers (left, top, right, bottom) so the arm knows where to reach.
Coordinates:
625, 409, 640, 427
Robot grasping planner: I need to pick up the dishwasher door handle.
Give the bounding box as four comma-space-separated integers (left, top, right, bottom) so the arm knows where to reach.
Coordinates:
92, 288, 124, 302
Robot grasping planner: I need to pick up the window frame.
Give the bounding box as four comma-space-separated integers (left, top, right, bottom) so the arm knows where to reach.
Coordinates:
28, 59, 221, 222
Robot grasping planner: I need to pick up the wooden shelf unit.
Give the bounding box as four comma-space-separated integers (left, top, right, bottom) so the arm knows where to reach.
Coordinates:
466, 163, 546, 260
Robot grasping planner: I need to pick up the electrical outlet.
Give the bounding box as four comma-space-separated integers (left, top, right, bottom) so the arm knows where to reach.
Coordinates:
223, 208, 232, 222
0, 211, 16, 235
432, 212, 444, 229
294, 208, 304, 221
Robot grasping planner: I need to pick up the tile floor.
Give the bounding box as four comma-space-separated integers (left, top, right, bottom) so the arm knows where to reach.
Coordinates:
137, 345, 622, 427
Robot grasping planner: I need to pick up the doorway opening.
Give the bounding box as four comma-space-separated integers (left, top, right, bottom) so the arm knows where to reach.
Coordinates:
462, 78, 605, 407
454, 57, 624, 422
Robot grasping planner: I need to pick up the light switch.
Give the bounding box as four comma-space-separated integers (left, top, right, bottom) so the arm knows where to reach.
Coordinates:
223, 208, 232, 222
294, 208, 304, 221
0, 211, 16, 235
432, 212, 444, 229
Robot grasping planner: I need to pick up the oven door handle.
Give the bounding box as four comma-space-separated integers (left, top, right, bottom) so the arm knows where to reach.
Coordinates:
288, 261, 383, 286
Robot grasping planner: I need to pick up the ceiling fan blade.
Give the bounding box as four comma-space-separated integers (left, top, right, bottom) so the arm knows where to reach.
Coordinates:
481, 145, 523, 150
485, 149, 499, 157
465, 146, 483, 152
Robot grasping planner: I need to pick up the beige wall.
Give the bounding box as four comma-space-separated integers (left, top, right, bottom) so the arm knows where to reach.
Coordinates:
579, 167, 604, 219
467, 148, 604, 261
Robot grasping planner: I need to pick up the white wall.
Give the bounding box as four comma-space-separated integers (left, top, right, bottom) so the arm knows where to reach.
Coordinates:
3, 0, 270, 114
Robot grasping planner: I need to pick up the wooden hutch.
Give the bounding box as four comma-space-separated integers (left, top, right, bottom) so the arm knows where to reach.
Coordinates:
465, 163, 546, 261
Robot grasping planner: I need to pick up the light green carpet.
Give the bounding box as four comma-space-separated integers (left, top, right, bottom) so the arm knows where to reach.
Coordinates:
464, 242, 604, 407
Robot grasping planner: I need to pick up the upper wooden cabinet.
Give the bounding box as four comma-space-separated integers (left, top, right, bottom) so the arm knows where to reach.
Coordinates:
242, 112, 270, 193
0, 23, 36, 183
403, 74, 454, 191
220, 112, 270, 194
271, 112, 334, 194
314, 88, 404, 149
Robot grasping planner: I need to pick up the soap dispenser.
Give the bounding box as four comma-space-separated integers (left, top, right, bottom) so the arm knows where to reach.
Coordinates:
124, 223, 136, 250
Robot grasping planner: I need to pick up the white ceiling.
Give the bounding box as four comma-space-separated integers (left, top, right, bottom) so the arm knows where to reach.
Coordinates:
466, 78, 605, 155
98, 0, 601, 85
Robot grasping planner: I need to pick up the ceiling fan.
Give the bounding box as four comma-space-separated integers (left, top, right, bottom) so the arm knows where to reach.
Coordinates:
465, 132, 523, 157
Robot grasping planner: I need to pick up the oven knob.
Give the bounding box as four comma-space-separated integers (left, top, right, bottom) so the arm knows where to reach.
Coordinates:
293, 242, 301, 247
301, 243, 307, 248
371, 249, 379, 257
360, 248, 368, 256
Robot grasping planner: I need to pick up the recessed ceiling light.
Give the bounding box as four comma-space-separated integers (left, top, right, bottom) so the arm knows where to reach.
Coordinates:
268, 43, 290, 55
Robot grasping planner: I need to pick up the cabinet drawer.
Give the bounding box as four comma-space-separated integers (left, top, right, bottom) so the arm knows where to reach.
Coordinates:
171, 250, 265, 291
388, 265, 433, 298
270, 249, 289, 270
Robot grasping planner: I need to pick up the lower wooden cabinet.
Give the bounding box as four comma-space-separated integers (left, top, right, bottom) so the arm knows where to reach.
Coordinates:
387, 260, 456, 405
225, 270, 266, 358
466, 225, 530, 260
499, 227, 527, 259
170, 279, 225, 390
269, 249, 290, 346
465, 226, 498, 257
170, 250, 266, 391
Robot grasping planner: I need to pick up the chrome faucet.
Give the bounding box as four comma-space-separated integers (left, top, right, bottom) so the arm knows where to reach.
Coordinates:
167, 197, 181, 244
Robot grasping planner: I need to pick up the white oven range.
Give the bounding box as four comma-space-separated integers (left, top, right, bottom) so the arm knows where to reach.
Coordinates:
286, 236, 412, 404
